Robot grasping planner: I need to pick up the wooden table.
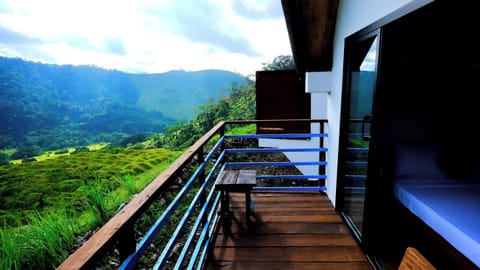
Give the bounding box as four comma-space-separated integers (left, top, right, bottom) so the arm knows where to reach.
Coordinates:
214, 170, 256, 223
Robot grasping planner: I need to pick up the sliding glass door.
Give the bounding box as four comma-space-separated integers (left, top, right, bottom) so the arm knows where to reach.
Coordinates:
337, 30, 380, 241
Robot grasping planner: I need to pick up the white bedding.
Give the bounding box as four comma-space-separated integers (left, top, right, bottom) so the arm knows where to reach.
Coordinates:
393, 179, 480, 268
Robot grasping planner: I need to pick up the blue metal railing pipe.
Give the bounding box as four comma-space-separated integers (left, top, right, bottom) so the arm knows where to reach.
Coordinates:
225, 133, 327, 139
225, 147, 327, 153
226, 161, 327, 167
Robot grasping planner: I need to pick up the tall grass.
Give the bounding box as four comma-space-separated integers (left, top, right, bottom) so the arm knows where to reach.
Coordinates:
0, 210, 81, 270
0, 148, 182, 270
0, 172, 162, 270
121, 174, 140, 194
81, 181, 113, 225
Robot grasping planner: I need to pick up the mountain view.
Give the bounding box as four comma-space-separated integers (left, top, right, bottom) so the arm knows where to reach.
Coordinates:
0, 56, 247, 151
0, 52, 294, 270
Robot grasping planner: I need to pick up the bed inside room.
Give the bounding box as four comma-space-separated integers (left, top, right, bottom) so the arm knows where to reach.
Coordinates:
391, 143, 480, 268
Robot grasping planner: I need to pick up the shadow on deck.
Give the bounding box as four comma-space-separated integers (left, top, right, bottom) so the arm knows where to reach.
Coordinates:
204, 191, 373, 270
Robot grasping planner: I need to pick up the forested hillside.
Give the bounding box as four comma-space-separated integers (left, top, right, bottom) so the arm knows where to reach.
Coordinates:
0, 71, 256, 270
0, 56, 246, 150
159, 80, 256, 149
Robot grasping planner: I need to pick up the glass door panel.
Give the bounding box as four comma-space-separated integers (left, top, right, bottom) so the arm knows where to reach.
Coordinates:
340, 34, 378, 239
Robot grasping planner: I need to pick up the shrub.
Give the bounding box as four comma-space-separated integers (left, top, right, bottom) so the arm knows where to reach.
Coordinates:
118, 133, 148, 147
54, 149, 69, 155
10, 146, 41, 160
71, 146, 89, 154
21, 157, 36, 163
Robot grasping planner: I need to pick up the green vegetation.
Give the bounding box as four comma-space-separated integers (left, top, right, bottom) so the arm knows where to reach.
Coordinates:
10, 145, 41, 159
6, 143, 109, 165
1, 210, 81, 270
0, 75, 256, 269
158, 81, 256, 149
0, 54, 262, 269
1, 147, 182, 226
0, 56, 246, 150
349, 137, 369, 148
261, 55, 295, 71
0, 152, 9, 166
0, 147, 182, 269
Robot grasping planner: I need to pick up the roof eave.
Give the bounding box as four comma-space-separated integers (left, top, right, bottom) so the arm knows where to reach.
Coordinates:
281, 0, 339, 75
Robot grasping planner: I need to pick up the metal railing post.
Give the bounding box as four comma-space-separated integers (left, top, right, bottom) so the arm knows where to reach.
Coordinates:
319, 121, 326, 189
118, 222, 136, 262
197, 146, 206, 209
220, 124, 225, 152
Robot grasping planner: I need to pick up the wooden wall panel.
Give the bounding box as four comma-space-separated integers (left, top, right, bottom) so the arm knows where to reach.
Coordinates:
255, 70, 311, 134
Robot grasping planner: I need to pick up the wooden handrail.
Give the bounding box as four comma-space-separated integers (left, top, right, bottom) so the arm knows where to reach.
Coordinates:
57, 119, 327, 269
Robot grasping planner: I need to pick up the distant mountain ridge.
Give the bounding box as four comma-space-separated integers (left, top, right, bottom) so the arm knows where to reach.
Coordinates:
0, 56, 247, 149
132, 69, 244, 120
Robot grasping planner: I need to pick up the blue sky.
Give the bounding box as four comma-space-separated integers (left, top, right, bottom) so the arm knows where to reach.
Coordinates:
0, 0, 292, 76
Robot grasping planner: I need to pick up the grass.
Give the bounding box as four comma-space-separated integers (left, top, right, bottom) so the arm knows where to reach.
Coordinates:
1, 210, 81, 270
0, 146, 182, 270
1, 147, 182, 223
206, 123, 256, 146
225, 123, 256, 135
8, 142, 110, 164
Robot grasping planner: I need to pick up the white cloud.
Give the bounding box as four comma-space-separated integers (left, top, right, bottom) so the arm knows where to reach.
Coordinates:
0, 0, 291, 76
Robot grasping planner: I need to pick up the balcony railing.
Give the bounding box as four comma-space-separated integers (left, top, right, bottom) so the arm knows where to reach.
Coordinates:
57, 119, 328, 270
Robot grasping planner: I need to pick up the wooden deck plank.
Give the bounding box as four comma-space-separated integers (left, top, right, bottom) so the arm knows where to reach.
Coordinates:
219, 222, 351, 234
234, 207, 337, 213
231, 212, 343, 223
231, 201, 336, 209
228, 195, 333, 208
204, 191, 372, 270
212, 246, 368, 262
231, 193, 331, 201
207, 261, 373, 270
214, 234, 360, 247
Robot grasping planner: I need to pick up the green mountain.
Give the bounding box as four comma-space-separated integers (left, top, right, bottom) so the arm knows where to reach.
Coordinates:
133, 70, 242, 120
0, 56, 247, 150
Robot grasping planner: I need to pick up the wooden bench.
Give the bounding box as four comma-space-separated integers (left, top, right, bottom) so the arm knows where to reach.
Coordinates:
214, 170, 256, 223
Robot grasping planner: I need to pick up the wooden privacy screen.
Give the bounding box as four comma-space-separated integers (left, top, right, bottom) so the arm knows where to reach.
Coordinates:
255, 70, 311, 134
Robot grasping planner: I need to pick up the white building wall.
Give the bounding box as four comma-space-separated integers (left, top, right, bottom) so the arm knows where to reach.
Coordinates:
261, 0, 432, 205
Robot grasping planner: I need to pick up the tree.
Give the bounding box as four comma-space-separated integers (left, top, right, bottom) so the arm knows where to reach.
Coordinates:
10, 146, 41, 159
118, 133, 148, 147
71, 146, 90, 154
158, 80, 256, 149
0, 135, 14, 149
0, 152, 9, 165
262, 55, 296, 71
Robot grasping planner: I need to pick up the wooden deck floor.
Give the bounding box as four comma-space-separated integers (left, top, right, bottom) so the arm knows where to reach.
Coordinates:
203, 191, 373, 270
